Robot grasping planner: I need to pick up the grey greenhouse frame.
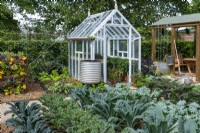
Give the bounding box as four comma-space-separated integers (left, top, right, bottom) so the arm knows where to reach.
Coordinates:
66, 9, 141, 83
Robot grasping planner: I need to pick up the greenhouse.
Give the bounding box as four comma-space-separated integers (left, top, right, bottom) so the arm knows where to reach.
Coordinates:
67, 9, 141, 83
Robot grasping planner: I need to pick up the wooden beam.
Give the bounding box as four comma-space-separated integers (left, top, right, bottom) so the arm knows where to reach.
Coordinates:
151, 28, 156, 61
152, 22, 199, 28
196, 24, 200, 82
170, 27, 176, 75
172, 23, 199, 28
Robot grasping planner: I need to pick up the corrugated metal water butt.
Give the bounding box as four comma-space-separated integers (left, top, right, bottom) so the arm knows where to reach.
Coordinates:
80, 60, 101, 84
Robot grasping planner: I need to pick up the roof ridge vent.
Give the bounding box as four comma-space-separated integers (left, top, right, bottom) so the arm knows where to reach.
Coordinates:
114, 0, 118, 10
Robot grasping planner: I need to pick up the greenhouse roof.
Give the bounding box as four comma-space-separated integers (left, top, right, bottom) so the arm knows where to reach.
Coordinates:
67, 9, 141, 40
152, 13, 200, 26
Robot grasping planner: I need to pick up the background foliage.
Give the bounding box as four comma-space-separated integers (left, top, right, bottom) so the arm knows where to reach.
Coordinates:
0, 40, 68, 77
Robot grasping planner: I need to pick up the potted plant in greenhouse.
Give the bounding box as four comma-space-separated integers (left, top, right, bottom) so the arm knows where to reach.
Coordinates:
108, 68, 120, 85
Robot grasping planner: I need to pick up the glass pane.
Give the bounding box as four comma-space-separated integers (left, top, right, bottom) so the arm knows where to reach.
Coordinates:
132, 60, 138, 75
132, 29, 139, 38
131, 42, 134, 58
113, 12, 121, 24
134, 40, 139, 58
107, 19, 111, 24
124, 53, 127, 57
123, 19, 128, 24
76, 41, 82, 52
110, 40, 113, 56
119, 40, 127, 51
114, 40, 118, 56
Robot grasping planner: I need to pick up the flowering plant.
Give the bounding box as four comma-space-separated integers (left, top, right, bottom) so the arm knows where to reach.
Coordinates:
0, 52, 27, 95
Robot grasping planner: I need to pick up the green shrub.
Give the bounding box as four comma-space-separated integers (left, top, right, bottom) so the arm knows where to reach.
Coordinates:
193, 85, 200, 92
39, 93, 115, 133
0, 40, 68, 77
39, 67, 69, 82
4, 100, 51, 133
39, 68, 82, 95
132, 72, 149, 88
141, 41, 195, 59
145, 77, 200, 104
71, 84, 200, 132
107, 57, 129, 82
71, 85, 160, 132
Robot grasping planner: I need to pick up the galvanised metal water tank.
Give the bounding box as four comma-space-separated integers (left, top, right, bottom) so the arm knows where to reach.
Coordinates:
80, 60, 101, 84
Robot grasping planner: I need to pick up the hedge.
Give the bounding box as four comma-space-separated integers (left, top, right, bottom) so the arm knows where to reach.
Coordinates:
142, 40, 195, 60
0, 40, 68, 77
0, 39, 195, 76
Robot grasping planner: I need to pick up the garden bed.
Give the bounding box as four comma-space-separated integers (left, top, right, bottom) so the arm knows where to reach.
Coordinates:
0, 83, 46, 103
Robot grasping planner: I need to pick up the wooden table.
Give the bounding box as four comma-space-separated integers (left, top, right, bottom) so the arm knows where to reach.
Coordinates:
183, 58, 196, 76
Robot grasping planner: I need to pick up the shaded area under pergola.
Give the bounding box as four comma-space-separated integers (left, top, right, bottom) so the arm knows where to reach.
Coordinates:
151, 13, 200, 82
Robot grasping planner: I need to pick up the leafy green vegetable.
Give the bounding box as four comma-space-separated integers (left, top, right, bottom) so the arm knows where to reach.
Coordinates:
4, 100, 51, 133
39, 93, 115, 133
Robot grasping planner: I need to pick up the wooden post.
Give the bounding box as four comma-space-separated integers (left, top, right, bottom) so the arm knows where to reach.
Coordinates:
170, 27, 176, 75
196, 24, 200, 82
151, 28, 156, 61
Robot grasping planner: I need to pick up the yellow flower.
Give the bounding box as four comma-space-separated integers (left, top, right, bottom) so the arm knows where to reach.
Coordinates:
21, 85, 26, 89
0, 75, 2, 80
20, 71, 26, 76
9, 61, 13, 65
5, 92, 9, 96
4, 90, 9, 96
10, 57, 14, 62
22, 56, 27, 61
0, 70, 4, 75
0, 61, 2, 65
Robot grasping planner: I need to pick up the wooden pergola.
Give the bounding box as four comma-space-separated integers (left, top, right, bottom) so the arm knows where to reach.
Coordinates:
151, 13, 200, 82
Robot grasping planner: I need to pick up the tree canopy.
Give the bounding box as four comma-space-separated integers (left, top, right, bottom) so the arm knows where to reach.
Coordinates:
2, 0, 198, 37
0, 2, 19, 32
6, 0, 189, 34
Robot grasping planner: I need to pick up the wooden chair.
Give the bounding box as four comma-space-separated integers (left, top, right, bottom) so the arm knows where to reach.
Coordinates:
175, 54, 187, 75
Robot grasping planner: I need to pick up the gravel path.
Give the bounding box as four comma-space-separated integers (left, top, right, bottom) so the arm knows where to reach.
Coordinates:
0, 97, 71, 124
0, 100, 41, 124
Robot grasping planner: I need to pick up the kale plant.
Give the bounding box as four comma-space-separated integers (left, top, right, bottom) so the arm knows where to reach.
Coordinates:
39, 93, 115, 133
4, 100, 51, 133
